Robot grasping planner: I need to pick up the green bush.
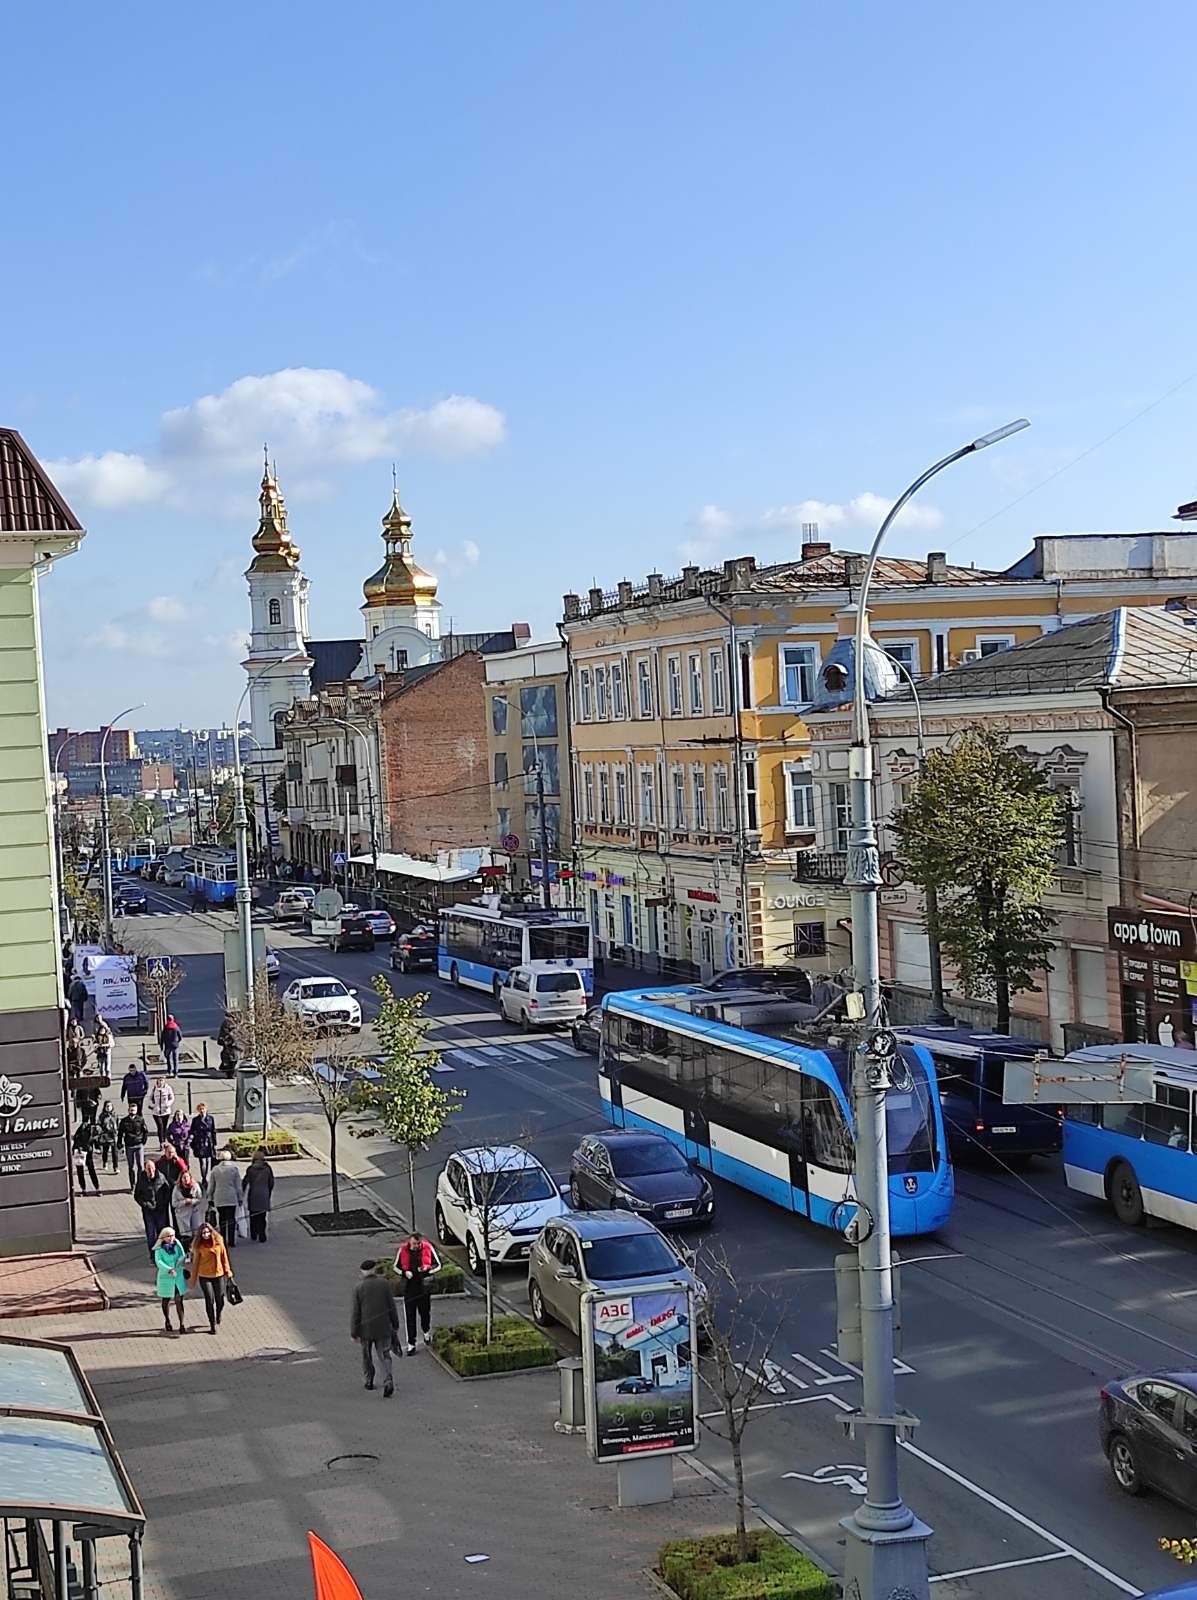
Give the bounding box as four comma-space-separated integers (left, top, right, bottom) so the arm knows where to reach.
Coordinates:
431, 1315, 556, 1377
227, 1128, 299, 1158
375, 1258, 465, 1296
658, 1532, 837, 1600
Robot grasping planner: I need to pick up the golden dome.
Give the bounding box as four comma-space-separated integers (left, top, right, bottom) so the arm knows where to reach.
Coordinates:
248, 450, 302, 572
362, 489, 440, 607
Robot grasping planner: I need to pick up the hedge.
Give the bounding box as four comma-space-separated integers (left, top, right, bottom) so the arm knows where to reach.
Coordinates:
227, 1128, 299, 1158
375, 1258, 466, 1297
431, 1315, 556, 1377
658, 1532, 837, 1600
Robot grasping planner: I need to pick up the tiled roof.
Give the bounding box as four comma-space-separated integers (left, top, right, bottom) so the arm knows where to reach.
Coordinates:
307, 638, 364, 691
0, 429, 82, 534
747, 552, 1002, 592
441, 629, 519, 658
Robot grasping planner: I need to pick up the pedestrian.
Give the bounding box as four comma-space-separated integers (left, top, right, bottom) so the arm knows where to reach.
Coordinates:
153, 1226, 187, 1334
351, 1260, 398, 1397
134, 1159, 171, 1258
157, 1140, 185, 1192
159, 1015, 183, 1076
119, 1063, 149, 1115
189, 1102, 217, 1183
165, 1110, 192, 1167
147, 1075, 175, 1143
118, 1105, 148, 1188
395, 1230, 441, 1354
188, 1221, 232, 1334
67, 974, 89, 1023
171, 1170, 205, 1246
95, 1101, 120, 1174
65, 1019, 87, 1084
74, 1079, 100, 1127
242, 1145, 275, 1243
93, 1015, 113, 1079
206, 1148, 242, 1249
71, 1119, 101, 1195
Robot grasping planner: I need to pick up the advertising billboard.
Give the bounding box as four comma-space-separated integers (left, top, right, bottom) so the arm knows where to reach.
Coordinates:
582, 1281, 697, 1463
93, 955, 138, 1025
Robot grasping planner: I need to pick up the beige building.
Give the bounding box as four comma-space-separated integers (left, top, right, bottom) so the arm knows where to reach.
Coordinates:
484, 642, 572, 898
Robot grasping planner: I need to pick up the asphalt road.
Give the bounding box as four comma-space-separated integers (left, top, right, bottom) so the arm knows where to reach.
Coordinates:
127, 878, 1194, 1597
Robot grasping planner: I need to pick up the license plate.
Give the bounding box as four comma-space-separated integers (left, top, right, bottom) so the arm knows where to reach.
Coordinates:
664, 1208, 692, 1219
991, 1126, 1016, 1134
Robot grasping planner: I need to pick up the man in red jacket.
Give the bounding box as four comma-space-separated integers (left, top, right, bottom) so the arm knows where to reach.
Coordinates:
395, 1231, 440, 1354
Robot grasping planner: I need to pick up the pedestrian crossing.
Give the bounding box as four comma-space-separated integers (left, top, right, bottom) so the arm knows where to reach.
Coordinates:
428, 1037, 591, 1072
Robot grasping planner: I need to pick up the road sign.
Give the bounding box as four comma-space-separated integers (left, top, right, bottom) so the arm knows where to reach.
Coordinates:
145, 956, 172, 978
313, 888, 344, 920
332, 851, 346, 868
500, 833, 520, 852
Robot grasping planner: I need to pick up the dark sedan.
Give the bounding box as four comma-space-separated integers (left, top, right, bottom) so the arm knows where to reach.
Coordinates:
117, 883, 148, 913
1100, 1373, 1197, 1506
706, 966, 811, 999
570, 1005, 602, 1055
391, 926, 437, 973
332, 913, 375, 953
569, 1130, 715, 1227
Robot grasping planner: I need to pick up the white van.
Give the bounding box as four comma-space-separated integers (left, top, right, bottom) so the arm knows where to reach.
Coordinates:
498, 964, 588, 1030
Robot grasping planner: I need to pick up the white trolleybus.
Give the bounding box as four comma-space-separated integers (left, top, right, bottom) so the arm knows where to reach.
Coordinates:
599, 983, 954, 1236
438, 902, 594, 998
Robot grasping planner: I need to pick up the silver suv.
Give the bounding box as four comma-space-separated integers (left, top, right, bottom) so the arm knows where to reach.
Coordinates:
527, 1211, 705, 1336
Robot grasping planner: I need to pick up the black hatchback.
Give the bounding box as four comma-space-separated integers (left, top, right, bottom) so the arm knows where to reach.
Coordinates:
569, 1131, 714, 1227
333, 913, 375, 953
1100, 1373, 1197, 1506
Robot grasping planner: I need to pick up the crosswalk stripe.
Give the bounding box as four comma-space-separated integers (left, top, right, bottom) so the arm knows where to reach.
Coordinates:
510, 1042, 554, 1060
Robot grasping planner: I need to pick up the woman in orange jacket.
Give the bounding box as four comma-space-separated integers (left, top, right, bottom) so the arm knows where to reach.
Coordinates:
188, 1221, 233, 1334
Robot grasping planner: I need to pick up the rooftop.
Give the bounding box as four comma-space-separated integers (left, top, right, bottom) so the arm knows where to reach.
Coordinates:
0, 428, 83, 546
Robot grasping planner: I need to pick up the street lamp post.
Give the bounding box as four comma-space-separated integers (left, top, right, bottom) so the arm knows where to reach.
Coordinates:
842, 419, 1028, 1600
100, 705, 145, 947
325, 715, 379, 903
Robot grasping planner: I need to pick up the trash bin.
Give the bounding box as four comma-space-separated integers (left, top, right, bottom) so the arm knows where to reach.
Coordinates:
555, 1357, 586, 1434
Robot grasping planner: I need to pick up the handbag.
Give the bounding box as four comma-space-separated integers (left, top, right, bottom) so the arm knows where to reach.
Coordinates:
235, 1201, 249, 1241
226, 1277, 244, 1307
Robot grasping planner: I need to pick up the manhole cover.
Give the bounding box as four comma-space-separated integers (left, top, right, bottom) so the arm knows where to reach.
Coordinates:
327, 1454, 379, 1471
244, 1347, 297, 1362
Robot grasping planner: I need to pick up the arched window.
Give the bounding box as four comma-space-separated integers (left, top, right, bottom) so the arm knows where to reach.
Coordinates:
268, 598, 281, 626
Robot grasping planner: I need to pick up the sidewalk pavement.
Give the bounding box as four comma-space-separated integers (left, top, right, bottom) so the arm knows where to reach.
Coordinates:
10, 1056, 736, 1600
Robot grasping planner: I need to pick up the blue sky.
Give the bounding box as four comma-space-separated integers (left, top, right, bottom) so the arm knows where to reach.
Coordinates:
5, 2, 1197, 728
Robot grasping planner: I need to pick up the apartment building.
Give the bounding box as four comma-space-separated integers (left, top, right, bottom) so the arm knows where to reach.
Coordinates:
484, 642, 572, 897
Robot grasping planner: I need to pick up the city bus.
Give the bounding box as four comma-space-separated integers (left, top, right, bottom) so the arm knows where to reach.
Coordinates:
1062, 1044, 1197, 1229
438, 902, 593, 997
599, 985, 954, 1236
895, 1027, 1061, 1162
184, 846, 238, 905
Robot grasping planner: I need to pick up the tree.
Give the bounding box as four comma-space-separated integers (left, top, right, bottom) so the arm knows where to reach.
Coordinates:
116, 929, 186, 1033
891, 730, 1065, 1033
459, 1130, 542, 1343
62, 867, 102, 943
696, 1247, 788, 1563
361, 975, 463, 1229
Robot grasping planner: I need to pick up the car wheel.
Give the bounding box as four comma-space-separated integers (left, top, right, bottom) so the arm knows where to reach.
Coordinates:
1108, 1433, 1145, 1495
1108, 1161, 1145, 1227
569, 1177, 585, 1210
450, 963, 460, 988
521, 1011, 531, 1032
435, 1202, 454, 1245
466, 1235, 483, 1275
529, 1279, 553, 1326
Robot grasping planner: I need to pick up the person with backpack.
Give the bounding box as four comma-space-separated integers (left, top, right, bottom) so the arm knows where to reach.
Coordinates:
189, 1102, 217, 1183
120, 1063, 149, 1115
159, 1015, 183, 1076
95, 1101, 120, 1174
395, 1230, 441, 1354
118, 1105, 148, 1188
147, 1075, 175, 1143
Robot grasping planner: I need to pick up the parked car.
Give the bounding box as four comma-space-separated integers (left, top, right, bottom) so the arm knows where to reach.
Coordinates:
527, 1212, 705, 1336
273, 889, 315, 922
117, 883, 148, 913
569, 1130, 715, 1227
264, 947, 280, 981
570, 1005, 603, 1055
1100, 1372, 1197, 1506
281, 976, 362, 1032
434, 1145, 568, 1274
705, 966, 812, 999
360, 909, 395, 940
143, 860, 165, 880
391, 926, 437, 973
332, 913, 375, 953
499, 964, 587, 1029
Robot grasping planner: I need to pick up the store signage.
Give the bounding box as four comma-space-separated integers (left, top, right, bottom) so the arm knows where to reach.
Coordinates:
582, 1282, 697, 1464
1108, 910, 1194, 957
1108, 907, 1197, 1047
767, 892, 823, 910
687, 889, 718, 903
93, 955, 137, 1025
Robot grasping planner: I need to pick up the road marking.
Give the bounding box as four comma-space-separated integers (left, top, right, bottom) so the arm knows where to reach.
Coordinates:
763, 1358, 808, 1392
782, 1464, 867, 1496
789, 1352, 852, 1385
510, 1042, 555, 1060
699, 1394, 828, 1420
929, 1552, 1072, 1584
900, 1439, 1142, 1596
819, 1346, 916, 1378
446, 1050, 485, 1068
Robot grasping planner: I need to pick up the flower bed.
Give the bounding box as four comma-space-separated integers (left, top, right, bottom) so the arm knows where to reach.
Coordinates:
658, 1532, 837, 1600
376, 1257, 466, 1296
431, 1315, 555, 1377
227, 1128, 300, 1159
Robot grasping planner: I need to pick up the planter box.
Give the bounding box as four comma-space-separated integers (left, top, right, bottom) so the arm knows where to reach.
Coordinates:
375, 1260, 466, 1298
228, 1129, 300, 1159
657, 1532, 837, 1600
430, 1315, 556, 1379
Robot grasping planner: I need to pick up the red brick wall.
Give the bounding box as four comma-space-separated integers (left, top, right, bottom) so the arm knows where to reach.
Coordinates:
380, 653, 490, 855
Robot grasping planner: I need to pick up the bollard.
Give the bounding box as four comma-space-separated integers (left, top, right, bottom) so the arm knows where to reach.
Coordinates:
187, 1080, 193, 1113
202, 1039, 209, 1074
554, 1357, 586, 1435
140, 1042, 147, 1069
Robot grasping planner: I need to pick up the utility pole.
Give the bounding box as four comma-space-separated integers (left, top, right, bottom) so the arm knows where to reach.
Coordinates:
536, 761, 552, 909
100, 705, 143, 948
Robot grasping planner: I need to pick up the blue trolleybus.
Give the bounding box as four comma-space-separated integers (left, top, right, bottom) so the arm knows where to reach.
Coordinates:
895, 1027, 1061, 1162
1062, 1044, 1197, 1230
599, 984, 954, 1236
184, 846, 238, 905
438, 902, 593, 997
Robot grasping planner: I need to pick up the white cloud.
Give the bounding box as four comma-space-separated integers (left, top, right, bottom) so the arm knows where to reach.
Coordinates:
146, 594, 187, 623
429, 539, 484, 578
462, 539, 481, 566
202, 630, 250, 660
682, 492, 944, 562
85, 622, 171, 658
44, 451, 171, 510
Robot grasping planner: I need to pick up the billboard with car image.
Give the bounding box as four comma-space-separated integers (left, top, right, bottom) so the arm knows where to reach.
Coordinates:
581, 1282, 697, 1462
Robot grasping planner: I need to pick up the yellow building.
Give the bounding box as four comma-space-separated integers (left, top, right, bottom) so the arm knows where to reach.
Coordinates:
561, 531, 1197, 980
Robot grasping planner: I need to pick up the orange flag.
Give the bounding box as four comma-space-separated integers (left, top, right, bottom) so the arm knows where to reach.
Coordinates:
308, 1532, 364, 1600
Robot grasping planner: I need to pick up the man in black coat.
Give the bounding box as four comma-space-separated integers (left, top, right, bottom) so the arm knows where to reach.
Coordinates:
350, 1261, 399, 1397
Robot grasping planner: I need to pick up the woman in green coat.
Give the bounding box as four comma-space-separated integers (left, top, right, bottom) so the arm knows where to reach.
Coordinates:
153, 1226, 187, 1334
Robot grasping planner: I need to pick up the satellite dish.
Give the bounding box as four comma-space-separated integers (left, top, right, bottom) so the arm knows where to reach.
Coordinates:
313, 888, 344, 920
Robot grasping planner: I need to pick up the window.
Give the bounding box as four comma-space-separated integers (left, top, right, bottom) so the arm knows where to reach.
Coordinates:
692, 765, 708, 831
830, 782, 852, 850
1144, 1084, 1192, 1151
594, 666, 609, 720
792, 921, 827, 957
671, 767, 687, 830
520, 685, 558, 737
688, 653, 704, 715
582, 767, 596, 824
493, 751, 509, 788
666, 657, 682, 716
714, 766, 730, 832
639, 765, 656, 825
308, 778, 329, 811
780, 643, 819, 705
614, 766, 629, 825
1138, 1383, 1181, 1429
524, 801, 561, 852
881, 640, 918, 673
739, 643, 753, 709
802, 1080, 853, 1173
598, 765, 612, 823
976, 635, 1015, 657
610, 662, 626, 720
491, 695, 508, 735
1053, 781, 1083, 868
523, 744, 560, 795
710, 648, 727, 712
268, 597, 281, 626
636, 658, 653, 717
496, 806, 510, 838
785, 763, 815, 831
743, 753, 759, 831
579, 669, 593, 721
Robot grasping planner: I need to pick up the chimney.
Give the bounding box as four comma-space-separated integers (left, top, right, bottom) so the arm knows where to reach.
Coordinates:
844, 554, 866, 586
563, 593, 581, 621
588, 586, 604, 616
802, 540, 832, 561
681, 565, 701, 596
617, 580, 634, 606
722, 555, 757, 588
646, 572, 663, 599
926, 551, 947, 583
